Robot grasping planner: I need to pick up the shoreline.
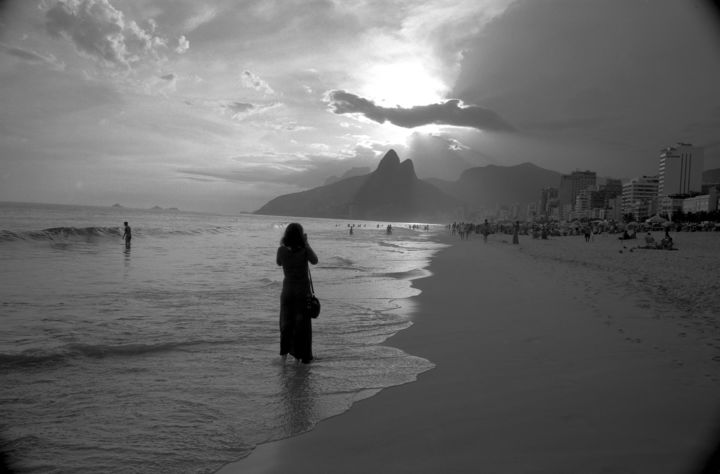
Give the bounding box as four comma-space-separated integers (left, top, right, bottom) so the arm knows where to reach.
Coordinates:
217, 232, 720, 473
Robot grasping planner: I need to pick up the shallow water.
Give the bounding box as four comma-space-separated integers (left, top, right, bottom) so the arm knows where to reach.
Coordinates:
0, 202, 444, 473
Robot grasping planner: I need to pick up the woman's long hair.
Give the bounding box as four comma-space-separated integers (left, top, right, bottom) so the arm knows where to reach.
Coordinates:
281, 222, 305, 250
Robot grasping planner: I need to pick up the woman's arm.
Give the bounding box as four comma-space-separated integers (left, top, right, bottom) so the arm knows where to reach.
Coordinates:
304, 234, 318, 265
306, 245, 318, 265
276, 246, 284, 266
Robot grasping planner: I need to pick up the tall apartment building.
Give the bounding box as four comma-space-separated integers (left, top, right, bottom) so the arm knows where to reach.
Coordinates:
539, 187, 558, 217
602, 179, 623, 202
558, 176, 574, 212
622, 175, 659, 221
558, 170, 597, 217
658, 143, 704, 197
579, 179, 623, 212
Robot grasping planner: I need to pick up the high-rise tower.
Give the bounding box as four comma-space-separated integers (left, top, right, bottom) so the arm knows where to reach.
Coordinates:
658, 143, 704, 197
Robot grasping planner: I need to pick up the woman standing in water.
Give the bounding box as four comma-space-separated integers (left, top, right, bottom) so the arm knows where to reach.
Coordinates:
276, 223, 318, 364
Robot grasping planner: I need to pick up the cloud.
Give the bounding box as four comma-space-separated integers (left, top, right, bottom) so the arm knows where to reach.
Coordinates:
326, 90, 515, 132
240, 70, 274, 95
44, 0, 187, 68
175, 35, 189, 54
452, 0, 720, 140
177, 147, 391, 189
0, 42, 63, 69
227, 101, 254, 115
180, 5, 218, 32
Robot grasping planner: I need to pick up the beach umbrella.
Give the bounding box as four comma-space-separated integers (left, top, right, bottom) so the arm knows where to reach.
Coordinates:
645, 215, 668, 224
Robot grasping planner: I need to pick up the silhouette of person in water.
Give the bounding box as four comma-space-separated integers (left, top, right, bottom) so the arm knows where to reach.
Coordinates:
512, 221, 520, 244
276, 223, 318, 364
122, 221, 132, 248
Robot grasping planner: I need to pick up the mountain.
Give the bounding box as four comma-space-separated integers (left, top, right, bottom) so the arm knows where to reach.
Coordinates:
255, 150, 462, 220
703, 168, 720, 184
428, 162, 562, 209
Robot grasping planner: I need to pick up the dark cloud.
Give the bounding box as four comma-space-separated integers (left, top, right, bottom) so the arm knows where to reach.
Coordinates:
227, 101, 254, 114
452, 0, 720, 142
160, 73, 175, 81
326, 90, 515, 132
521, 116, 615, 133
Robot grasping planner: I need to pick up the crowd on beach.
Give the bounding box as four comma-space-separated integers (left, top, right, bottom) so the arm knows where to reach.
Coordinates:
449, 217, 720, 242
445, 217, 720, 253
448, 221, 545, 241
344, 223, 430, 235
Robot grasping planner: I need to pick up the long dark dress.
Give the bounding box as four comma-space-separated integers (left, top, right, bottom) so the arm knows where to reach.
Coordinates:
277, 245, 318, 363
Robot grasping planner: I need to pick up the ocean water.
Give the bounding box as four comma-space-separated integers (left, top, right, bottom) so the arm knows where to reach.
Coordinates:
0, 202, 444, 474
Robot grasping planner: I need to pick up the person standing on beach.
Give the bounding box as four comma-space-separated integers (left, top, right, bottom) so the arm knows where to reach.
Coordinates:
512, 220, 520, 245
122, 221, 132, 248
276, 223, 318, 364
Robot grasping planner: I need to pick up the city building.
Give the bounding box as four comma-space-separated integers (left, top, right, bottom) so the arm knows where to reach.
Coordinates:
575, 187, 595, 218
606, 196, 623, 222
558, 170, 597, 218
682, 186, 719, 214
539, 187, 558, 218
658, 143, 704, 197
658, 196, 685, 218
601, 179, 623, 204
558, 175, 574, 214
622, 175, 659, 221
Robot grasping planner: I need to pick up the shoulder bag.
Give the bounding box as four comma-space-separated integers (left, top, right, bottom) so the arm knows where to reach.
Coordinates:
306, 266, 321, 319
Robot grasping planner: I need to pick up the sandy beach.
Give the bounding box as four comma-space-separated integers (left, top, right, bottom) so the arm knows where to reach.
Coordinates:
217, 230, 720, 474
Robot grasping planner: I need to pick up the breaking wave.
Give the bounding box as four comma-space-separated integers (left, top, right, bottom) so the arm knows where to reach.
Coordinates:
0, 339, 235, 370
0, 226, 121, 243
0, 225, 237, 243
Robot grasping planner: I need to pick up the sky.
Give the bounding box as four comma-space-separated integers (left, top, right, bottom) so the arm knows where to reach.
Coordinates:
1, 0, 719, 214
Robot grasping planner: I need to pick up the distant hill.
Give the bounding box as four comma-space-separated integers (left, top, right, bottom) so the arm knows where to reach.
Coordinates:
428, 162, 562, 210
255, 150, 462, 221
703, 168, 720, 184
256, 150, 566, 220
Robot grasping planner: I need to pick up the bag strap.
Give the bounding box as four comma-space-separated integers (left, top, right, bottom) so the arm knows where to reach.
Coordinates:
307, 265, 315, 296
305, 247, 315, 296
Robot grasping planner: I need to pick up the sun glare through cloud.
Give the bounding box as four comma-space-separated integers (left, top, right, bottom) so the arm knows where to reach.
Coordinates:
361, 60, 448, 108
